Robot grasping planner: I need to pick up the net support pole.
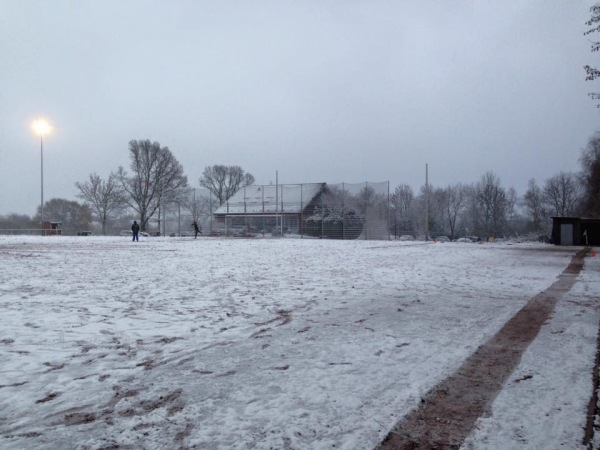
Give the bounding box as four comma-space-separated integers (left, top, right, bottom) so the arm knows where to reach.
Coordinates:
388, 181, 391, 240
425, 164, 429, 241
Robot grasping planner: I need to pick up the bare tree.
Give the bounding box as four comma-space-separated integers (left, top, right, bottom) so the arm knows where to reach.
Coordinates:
522, 179, 547, 233
188, 189, 218, 222
33, 198, 92, 235
580, 132, 600, 216
156, 186, 193, 235
199, 165, 255, 205
0, 214, 35, 230
75, 172, 127, 235
417, 185, 444, 237
391, 184, 414, 216
390, 184, 415, 235
441, 183, 470, 239
543, 172, 581, 217
585, 4, 600, 105
117, 140, 188, 232
356, 185, 383, 215
473, 172, 508, 238
505, 186, 519, 234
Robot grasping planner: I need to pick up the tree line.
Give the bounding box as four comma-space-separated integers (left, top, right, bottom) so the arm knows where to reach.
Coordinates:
392, 133, 600, 240
0, 140, 254, 235
88, 140, 254, 233
1, 132, 600, 237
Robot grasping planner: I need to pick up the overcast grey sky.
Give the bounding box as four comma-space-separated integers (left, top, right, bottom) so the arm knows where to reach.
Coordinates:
1, 0, 598, 215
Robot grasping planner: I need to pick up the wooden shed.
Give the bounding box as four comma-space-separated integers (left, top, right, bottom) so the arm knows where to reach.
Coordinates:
213, 183, 327, 235
42, 221, 62, 236
551, 217, 600, 246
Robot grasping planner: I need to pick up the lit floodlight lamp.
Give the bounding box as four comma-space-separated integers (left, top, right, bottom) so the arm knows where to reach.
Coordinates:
32, 118, 52, 136
32, 118, 52, 235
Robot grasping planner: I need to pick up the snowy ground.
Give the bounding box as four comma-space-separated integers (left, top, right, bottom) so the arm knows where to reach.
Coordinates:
0, 236, 598, 450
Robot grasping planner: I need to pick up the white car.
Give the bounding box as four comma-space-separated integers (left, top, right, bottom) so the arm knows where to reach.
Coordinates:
120, 230, 149, 237
455, 237, 473, 243
399, 235, 415, 241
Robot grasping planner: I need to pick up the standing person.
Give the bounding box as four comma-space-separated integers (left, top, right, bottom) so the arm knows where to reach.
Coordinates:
131, 220, 140, 242
192, 220, 201, 239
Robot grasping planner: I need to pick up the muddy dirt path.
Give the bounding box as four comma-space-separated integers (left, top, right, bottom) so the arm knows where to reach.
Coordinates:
377, 248, 590, 450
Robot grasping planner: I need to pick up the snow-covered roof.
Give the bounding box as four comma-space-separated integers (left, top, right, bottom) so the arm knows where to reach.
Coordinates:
214, 183, 325, 215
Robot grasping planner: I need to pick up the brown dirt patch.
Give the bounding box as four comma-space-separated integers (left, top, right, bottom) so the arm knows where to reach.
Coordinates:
36, 392, 61, 404
378, 248, 589, 450
64, 412, 97, 426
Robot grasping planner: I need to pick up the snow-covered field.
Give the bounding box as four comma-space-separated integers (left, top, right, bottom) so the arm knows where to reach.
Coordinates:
0, 236, 598, 450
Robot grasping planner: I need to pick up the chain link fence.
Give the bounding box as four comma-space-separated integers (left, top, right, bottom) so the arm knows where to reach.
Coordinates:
155, 188, 217, 237
315, 181, 390, 240
212, 182, 390, 240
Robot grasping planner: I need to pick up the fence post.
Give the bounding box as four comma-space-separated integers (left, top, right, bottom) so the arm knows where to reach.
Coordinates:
275, 172, 279, 236
387, 181, 391, 241
261, 186, 264, 234
321, 192, 324, 238
342, 182, 345, 240
300, 184, 304, 238
365, 182, 368, 240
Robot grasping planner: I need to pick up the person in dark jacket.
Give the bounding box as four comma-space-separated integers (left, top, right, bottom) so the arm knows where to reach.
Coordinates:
192, 221, 201, 239
131, 220, 140, 242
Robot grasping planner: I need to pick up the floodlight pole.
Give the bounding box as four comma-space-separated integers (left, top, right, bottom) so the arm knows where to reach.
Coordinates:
32, 119, 51, 235
40, 133, 44, 235
425, 163, 429, 241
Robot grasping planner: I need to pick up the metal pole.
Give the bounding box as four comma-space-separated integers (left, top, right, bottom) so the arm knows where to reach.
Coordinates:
425, 163, 429, 241
300, 184, 303, 238
342, 182, 345, 240
275, 171, 279, 236
321, 192, 324, 238
40, 134, 44, 235
280, 184, 284, 236
365, 182, 368, 240
387, 181, 391, 240
209, 190, 213, 233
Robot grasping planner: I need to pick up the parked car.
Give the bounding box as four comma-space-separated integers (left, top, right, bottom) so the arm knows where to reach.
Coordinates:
399, 235, 415, 241
455, 237, 473, 243
435, 236, 450, 242
120, 230, 149, 237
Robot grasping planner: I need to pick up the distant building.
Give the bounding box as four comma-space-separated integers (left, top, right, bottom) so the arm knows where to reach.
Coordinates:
213, 183, 327, 236
213, 181, 391, 239
42, 221, 62, 236
551, 217, 600, 245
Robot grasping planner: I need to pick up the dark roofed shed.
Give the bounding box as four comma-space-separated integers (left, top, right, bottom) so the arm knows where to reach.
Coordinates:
551, 217, 600, 245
